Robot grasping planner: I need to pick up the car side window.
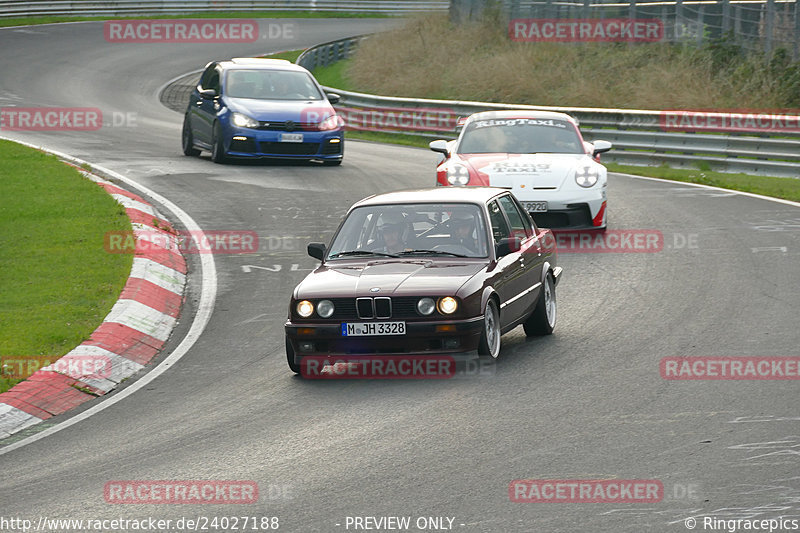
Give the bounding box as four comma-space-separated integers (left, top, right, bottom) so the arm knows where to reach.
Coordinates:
498, 194, 532, 238
488, 200, 510, 244
208, 69, 221, 94
199, 65, 216, 90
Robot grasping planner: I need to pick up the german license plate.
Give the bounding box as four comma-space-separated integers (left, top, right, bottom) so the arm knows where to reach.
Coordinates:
523, 201, 548, 213
279, 133, 303, 143
342, 322, 406, 336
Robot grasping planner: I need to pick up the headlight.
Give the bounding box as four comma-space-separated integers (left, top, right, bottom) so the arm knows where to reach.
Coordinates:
446, 164, 470, 186
438, 297, 458, 314
296, 300, 314, 318
231, 112, 259, 129
575, 166, 599, 188
318, 114, 344, 131
417, 297, 436, 316
317, 299, 335, 318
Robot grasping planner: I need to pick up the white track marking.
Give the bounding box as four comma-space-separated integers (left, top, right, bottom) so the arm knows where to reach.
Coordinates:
0, 137, 217, 455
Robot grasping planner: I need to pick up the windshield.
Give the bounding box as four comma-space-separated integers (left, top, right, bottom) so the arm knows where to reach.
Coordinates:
327, 203, 489, 259
458, 117, 584, 154
224, 69, 323, 100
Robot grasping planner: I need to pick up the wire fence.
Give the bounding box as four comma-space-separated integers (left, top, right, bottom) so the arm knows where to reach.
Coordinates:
452, 0, 800, 57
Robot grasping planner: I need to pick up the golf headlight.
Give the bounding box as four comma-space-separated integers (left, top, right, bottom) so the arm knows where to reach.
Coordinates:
438, 297, 458, 314
317, 299, 335, 318
318, 114, 344, 131
232, 112, 259, 129
417, 297, 436, 316
296, 300, 314, 318
447, 164, 470, 186
575, 166, 599, 188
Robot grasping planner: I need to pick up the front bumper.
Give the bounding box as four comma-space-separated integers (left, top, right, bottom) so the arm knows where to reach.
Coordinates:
285, 316, 484, 357
520, 189, 607, 229
223, 124, 343, 161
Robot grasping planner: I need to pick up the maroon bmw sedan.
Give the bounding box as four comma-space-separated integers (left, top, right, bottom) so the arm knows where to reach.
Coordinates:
285, 187, 562, 374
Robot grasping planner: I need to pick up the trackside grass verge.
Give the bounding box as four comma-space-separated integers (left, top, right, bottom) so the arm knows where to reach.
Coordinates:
605, 163, 800, 203
0, 11, 386, 28
0, 140, 132, 393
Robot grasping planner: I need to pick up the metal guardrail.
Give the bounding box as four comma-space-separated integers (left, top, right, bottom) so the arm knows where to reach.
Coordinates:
0, 0, 448, 18
297, 36, 800, 178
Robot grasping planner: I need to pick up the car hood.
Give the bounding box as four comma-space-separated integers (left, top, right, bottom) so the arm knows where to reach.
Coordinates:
462, 153, 591, 189
224, 97, 335, 122
295, 260, 485, 299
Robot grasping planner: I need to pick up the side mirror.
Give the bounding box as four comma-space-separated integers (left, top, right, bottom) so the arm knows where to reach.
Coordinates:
429, 139, 448, 155
495, 235, 522, 257
307, 242, 327, 261
199, 88, 218, 100
326, 93, 341, 104
592, 140, 612, 156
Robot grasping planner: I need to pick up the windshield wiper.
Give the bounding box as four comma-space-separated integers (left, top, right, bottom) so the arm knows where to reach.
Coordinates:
329, 250, 399, 258
398, 249, 470, 258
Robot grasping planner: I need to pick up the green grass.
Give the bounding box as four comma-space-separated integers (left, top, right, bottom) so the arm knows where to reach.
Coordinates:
606, 163, 800, 202
258, 49, 304, 63
313, 59, 355, 92
0, 11, 386, 28
0, 141, 133, 393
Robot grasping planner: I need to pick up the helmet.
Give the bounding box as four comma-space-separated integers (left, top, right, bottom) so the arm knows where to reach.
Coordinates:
378, 212, 406, 232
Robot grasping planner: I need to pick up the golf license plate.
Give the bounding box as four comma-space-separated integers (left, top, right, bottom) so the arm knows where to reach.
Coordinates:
279, 133, 303, 143
342, 322, 406, 336
523, 201, 548, 213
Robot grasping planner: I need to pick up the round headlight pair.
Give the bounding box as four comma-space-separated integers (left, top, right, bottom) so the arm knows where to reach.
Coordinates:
296, 299, 334, 318
417, 297, 458, 315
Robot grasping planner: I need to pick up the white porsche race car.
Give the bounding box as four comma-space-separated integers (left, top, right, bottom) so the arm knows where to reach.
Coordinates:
430, 110, 612, 230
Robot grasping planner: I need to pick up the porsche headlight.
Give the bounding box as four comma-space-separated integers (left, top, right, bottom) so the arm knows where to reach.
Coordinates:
317, 299, 335, 318
231, 112, 259, 129
575, 166, 599, 188
417, 297, 436, 316
447, 164, 470, 186
438, 297, 458, 314
296, 300, 314, 318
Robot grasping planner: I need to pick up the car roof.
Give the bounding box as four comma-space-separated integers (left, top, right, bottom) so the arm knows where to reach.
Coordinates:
352, 187, 509, 208
465, 109, 578, 126
218, 58, 308, 72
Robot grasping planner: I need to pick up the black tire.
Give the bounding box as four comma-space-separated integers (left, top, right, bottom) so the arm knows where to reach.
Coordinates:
523, 273, 556, 336
211, 122, 227, 164
286, 336, 301, 374
181, 115, 201, 156
478, 299, 501, 358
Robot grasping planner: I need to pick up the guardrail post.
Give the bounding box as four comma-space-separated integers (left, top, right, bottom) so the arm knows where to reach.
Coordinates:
696, 4, 705, 46
795, 0, 800, 60
764, 0, 775, 55
722, 0, 731, 34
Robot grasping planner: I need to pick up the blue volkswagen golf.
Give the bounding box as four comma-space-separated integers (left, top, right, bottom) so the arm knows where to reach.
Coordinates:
182, 58, 344, 165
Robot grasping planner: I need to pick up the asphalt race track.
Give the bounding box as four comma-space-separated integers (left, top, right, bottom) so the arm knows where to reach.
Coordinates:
1, 18, 799, 533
